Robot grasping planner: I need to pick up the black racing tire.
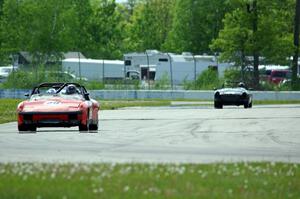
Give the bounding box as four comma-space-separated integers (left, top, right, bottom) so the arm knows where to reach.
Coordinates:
79, 109, 90, 132
244, 103, 249, 109
29, 125, 37, 132
79, 123, 88, 131
18, 124, 36, 133
89, 123, 98, 131
18, 124, 28, 132
214, 101, 223, 109
248, 102, 252, 108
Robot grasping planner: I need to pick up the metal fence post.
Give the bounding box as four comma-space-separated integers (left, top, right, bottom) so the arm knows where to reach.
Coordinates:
167, 53, 173, 90
192, 54, 197, 89
78, 52, 81, 81
145, 51, 150, 90
102, 59, 105, 82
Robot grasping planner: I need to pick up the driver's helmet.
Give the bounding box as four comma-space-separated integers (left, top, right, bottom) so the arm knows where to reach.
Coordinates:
46, 88, 56, 94
238, 82, 245, 88
65, 84, 77, 94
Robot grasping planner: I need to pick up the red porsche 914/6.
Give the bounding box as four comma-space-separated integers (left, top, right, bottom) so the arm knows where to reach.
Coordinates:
17, 82, 99, 132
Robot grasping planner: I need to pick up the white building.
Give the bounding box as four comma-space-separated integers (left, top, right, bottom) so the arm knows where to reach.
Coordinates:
62, 50, 233, 84
124, 50, 232, 85
62, 58, 124, 81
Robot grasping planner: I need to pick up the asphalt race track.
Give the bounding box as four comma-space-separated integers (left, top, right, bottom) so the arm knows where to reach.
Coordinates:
0, 104, 300, 163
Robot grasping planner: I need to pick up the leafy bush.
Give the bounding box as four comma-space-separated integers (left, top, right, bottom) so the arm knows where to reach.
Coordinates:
194, 68, 221, 90
154, 72, 170, 90
223, 68, 242, 83
83, 80, 105, 90
2, 65, 87, 89
2, 69, 36, 89
292, 77, 300, 91
182, 76, 194, 90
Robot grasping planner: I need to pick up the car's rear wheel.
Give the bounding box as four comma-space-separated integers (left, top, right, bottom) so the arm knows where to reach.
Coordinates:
244, 103, 249, 108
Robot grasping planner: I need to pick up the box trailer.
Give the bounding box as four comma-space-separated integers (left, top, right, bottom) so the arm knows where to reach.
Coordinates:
62, 58, 124, 81
124, 50, 232, 85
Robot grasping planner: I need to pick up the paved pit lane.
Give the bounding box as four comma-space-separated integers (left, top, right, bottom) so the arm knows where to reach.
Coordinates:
0, 105, 300, 163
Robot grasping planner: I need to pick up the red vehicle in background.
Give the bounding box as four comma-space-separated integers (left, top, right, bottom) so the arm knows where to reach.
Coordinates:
268, 69, 291, 85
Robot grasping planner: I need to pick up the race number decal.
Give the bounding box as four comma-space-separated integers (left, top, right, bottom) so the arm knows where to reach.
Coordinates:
45, 101, 61, 105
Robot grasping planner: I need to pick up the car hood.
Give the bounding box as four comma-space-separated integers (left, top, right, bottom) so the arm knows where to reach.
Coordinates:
215, 88, 248, 95
22, 97, 83, 113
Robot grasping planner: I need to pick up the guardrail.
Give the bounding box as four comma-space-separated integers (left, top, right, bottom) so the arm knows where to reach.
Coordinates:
1, 89, 300, 101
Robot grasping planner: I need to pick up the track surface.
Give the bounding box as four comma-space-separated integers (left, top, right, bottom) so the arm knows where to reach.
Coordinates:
0, 105, 300, 163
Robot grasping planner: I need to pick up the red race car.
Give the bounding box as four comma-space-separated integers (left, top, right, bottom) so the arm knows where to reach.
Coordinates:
17, 82, 99, 132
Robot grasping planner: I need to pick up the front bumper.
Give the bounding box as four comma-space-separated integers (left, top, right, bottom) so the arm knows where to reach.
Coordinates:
18, 111, 83, 127
215, 94, 249, 105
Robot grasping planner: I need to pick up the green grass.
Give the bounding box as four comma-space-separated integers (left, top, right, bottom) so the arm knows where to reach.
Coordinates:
100, 100, 170, 110
0, 99, 22, 124
0, 162, 298, 199
254, 100, 300, 105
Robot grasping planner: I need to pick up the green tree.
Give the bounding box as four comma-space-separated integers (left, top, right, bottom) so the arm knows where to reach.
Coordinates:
125, 0, 174, 52
1, 0, 79, 64
0, 0, 7, 64
292, 0, 300, 89
194, 68, 220, 90
211, 0, 294, 88
164, 0, 230, 54
127, 0, 140, 15
72, 0, 93, 57
87, 0, 126, 59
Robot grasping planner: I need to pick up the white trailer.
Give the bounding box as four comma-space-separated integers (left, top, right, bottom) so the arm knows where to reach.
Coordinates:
62, 58, 124, 81
124, 50, 232, 85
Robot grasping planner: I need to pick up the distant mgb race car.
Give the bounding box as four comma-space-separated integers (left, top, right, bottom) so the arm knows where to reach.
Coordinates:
214, 82, 253, 109
17, 83, 99, 132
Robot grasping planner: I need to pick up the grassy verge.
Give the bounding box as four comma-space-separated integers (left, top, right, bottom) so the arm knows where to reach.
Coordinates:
0, 162, 298, 199
254, 100, 300, 105
0, 99, 22, 124
100, 100, 170, 110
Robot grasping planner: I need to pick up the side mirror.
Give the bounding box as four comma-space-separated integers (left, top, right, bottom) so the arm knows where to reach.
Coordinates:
24, 93, 29, 97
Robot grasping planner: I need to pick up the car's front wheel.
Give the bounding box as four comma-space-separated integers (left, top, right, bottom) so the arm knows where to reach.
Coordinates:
244, 102, 251, 109
18, 124, 36, 132
248, 102, 252, 108
79, 109, 90, 132
79, 123, 88, 131
214, 101, 223, 109
18, 124, 28, 131
89, 123, 98, 131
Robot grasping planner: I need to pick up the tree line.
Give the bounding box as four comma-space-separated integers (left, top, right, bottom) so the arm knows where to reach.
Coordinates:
0, 0, 298, 88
